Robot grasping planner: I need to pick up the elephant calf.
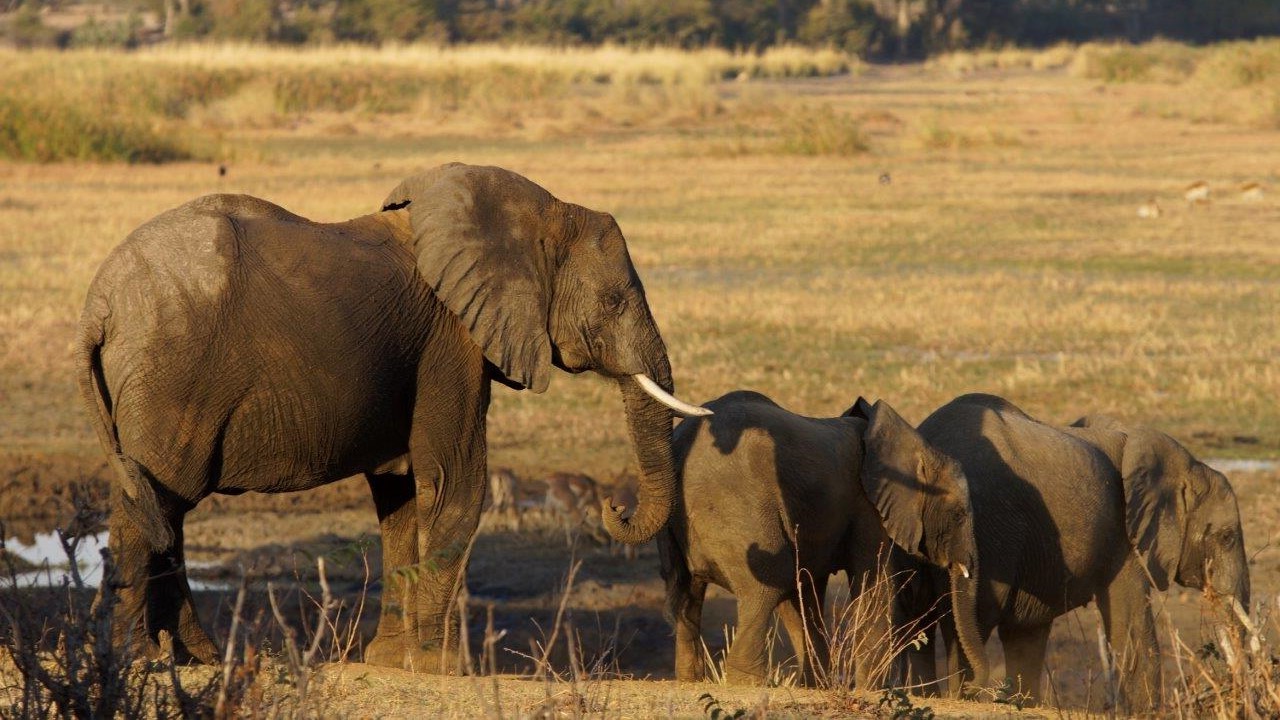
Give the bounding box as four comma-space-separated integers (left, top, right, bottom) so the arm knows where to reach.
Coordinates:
658, 391, 987, 687
911, 393, 1249, 710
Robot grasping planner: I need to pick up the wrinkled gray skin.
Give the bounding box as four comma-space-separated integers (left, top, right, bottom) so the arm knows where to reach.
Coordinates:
658, 391, 987, 687
910, 393, 1249, 710
77, 163, 682, 670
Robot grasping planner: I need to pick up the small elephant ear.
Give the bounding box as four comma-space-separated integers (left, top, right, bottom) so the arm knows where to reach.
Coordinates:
382, 163, 556, 393
858, 399, 925, 556
1070, 414, 1125, 431
1119, 427, 1184, 591
842, 396, 874, 419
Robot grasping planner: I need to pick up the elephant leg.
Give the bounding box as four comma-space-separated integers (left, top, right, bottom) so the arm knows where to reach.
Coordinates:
673, 576, 708, 682
364, 470, 419, 669
145, 510, 218, 663
405, 372, 490, 674
848, 569, 898, 688
103, 487, 158, 659
998, 622, 1050, 701
1097, 559, 1161, 711
779, 575, 829, 686
725, 590, 781, 685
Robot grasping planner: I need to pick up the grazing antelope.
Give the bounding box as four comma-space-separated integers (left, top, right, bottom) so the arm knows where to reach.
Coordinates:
486, 467, 523, 529
1241, 182, 1265, 201
1184, 180, 1211, 205
1136, 198, 1162, 218
543, 471, 608, 543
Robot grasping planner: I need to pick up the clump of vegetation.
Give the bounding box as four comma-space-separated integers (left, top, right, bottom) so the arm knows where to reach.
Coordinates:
1071, 41, 1199, 83
778, 104, 869, 156
0, 90, 196, 162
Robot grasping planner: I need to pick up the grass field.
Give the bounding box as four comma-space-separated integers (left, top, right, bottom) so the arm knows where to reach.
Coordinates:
2, 42, 1279, 716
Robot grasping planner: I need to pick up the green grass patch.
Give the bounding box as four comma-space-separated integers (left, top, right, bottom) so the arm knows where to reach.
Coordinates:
0, 90, 197, 163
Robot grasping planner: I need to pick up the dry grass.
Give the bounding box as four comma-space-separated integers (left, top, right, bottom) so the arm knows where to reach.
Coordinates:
2, 48, 1277, 480
0, 43, 858, 160
0, 47, 1278, 714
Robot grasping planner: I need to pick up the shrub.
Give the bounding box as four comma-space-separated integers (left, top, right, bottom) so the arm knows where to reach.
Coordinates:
67, 14, 145, 49
778, 103, 869, 156
5, 3, 64, 49
0, 90, 196, 163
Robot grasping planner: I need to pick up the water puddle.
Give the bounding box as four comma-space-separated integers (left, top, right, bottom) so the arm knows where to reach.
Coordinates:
4, 531, 230, 591
1207, 458, 1279, 474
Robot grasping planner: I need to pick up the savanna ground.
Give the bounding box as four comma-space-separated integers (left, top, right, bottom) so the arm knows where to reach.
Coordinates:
1, 41, 1279, 717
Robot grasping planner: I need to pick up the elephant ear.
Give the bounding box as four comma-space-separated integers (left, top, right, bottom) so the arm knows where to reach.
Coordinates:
1070, 414, 1125, 431
1119, 427, 1185, 591
858, 399, 925, 557
382, 163, 558, 393
842, 396, 874, 419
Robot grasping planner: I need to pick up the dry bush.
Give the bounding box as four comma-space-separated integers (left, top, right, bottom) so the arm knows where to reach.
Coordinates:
1164, 595, 1280, 719
0, 490, 369, 718
777, 104, 870, 156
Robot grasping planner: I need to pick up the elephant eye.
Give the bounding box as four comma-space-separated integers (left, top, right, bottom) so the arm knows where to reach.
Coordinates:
603, 290, 628, 315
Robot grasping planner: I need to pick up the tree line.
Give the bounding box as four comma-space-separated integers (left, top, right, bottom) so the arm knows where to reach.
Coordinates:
6, 0, 1280, 57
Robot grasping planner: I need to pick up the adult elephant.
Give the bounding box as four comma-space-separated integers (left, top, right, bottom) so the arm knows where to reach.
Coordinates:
658, 392, 987, 688
912, 393, 1249, 710
77, 163, 708, 670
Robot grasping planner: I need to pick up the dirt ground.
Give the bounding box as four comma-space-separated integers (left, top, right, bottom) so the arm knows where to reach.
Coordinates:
3, 447, 1278, 716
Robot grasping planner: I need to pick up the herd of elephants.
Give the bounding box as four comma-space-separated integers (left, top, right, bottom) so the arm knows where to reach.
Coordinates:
77, 162, 1248, 710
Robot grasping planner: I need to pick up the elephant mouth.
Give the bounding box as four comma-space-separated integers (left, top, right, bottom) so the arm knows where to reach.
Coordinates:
550, 346, 590, 374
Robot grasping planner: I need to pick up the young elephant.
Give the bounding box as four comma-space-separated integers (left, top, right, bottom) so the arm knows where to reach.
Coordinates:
912, 394, 1249, 710
658, 391, 987, 687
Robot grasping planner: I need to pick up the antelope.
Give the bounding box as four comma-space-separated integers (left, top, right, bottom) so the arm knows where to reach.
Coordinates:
486, 467, 522, 529
1184, 180, 1211, 205
543, 471, 608, 544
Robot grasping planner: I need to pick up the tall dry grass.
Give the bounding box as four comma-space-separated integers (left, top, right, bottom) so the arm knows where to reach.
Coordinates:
932, 39, 1280, 129
0, 43, 858, 161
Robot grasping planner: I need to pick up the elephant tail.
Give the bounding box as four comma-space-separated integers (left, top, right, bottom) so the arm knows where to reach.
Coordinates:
77, 310, 174, 552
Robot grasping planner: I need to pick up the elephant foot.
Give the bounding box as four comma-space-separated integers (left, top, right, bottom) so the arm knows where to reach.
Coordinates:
675, 664, 705, 683
724, 664, 768, 686
364, 634, 467, 675
174, 621, 221, 665
364, 634, 407, 668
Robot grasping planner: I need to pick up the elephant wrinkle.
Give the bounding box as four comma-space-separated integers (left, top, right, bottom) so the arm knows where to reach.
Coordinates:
910, 393, 1250, 711
660, 390, 983, 688
79, 163, 684, 670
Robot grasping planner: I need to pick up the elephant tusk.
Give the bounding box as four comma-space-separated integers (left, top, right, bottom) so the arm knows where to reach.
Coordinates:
955, 563, 970, 579
1230, 597, 1260, 652
633, 374, 712, 418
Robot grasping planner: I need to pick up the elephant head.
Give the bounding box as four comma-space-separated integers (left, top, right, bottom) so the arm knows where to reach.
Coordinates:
1074, 416, 1250, 610
847, 397, 989, 682
381, 163, 707, 544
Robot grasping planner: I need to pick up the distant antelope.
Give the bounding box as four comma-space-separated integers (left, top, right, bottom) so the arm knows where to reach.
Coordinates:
486, 467, 522, 529
1184, 181, 1211, 205
1241, 182, 1265, 201
1136, 198, 1162, 218
537, 471, 601, 538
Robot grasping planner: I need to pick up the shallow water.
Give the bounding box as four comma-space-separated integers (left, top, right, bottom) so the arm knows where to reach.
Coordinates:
1207, 458, 1279, 474
4, 530, 229, 591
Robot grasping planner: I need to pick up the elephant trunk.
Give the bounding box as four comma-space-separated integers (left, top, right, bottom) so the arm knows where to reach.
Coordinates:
1214, 547, 1253, 643
603, 372, 677, 545
950, 564, 989, 687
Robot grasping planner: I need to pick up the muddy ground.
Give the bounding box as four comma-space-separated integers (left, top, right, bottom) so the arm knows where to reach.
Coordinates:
3, 449, 1279, 716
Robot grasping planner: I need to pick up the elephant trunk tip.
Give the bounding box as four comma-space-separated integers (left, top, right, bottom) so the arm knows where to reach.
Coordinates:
600, 496, 659, 545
